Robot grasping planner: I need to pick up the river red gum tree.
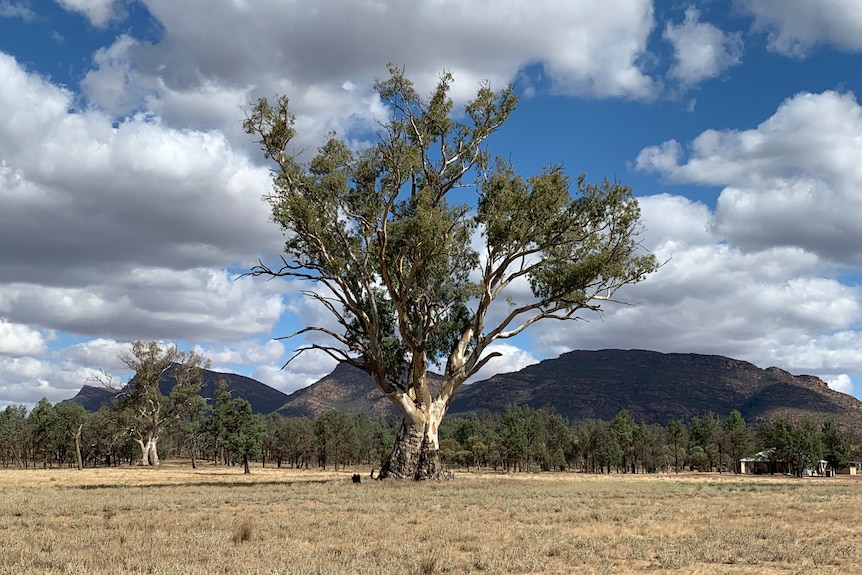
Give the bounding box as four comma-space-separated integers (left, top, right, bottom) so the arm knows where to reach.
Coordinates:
115, 341, 208, 466
244, 66, 657, 479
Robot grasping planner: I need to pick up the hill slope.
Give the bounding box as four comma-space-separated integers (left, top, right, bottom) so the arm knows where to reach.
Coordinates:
448, 349, 862, 429
275, 363, 442, 419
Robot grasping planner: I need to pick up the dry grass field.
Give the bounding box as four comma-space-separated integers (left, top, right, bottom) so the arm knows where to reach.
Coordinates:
1, 464, 860, 574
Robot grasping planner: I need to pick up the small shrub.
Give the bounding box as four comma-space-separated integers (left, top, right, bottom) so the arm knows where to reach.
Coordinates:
416, 555, 438, 575
232, 520, 254, 544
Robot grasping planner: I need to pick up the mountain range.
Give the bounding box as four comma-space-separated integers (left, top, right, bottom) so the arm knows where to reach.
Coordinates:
66, 368, 290, 414
65, 349, 862, 430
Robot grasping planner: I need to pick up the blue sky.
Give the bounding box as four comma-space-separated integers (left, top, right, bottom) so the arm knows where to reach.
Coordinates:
3, 0, 862, 408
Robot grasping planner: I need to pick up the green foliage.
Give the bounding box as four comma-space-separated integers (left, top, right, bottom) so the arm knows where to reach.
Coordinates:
168, 377, 210, 467
821, 419, 850, 472
207, 387, 266, 473
0, 405, 28, 467
275, 416, 316, 469
500, 404, 529, 471
314, 410, 356, 471
721, 410, 752, 473
610, 411, 635, 472
228, 400, 266, 474
689, 413, 721, 471
243, 66, 658, 436
4, 397, 861, 476
28, 398, 58, 467
113, 341, 209, 465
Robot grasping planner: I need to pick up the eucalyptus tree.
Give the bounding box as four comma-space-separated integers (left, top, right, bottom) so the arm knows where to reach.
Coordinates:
244, 66, 657, 480
54, 402, 89, 470
226, 398, 266, 474
114, 341, 209, 466
168, 378, 210, 468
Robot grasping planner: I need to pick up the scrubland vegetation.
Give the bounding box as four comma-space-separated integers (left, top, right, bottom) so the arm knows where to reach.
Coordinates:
1, 465, 860, 574
3, 397, 858, 479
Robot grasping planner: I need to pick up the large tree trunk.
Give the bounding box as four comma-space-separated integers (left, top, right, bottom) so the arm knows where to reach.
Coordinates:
136, 436, 161, 466
134, 439, 147, 466
147, 437, 160, 466
378, 401, 447, 480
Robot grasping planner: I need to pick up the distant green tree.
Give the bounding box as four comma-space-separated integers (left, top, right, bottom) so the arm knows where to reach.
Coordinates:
632, 423, 664, 473
350, 413, 381, 466
87, 407, 134, 467
666, 419, 687, 473
168, 378, 210, 468
455, 449, 475, 470
225, 398, 267, 474
755, 417, 794, 474
689, 413, 720, 471
439, 437, 461, 467
314, 410, 355, 471
281, 417, 316, 469
262, 413, 284, 467
455, 413, 483, 451
29, 398, 59, 468
610, 410, 636, 473
206, 385, 236, 465
790, 418, 823, 477
594, 420, 622, 474
821, 419, 850, 474
0, 405, 28, 468
54, 402, 89, 470
721, 410, 752, 474
544, 411, 573, 472
375, 419, 397, 468
524, 407, 550, 471
500, 405, 528, 472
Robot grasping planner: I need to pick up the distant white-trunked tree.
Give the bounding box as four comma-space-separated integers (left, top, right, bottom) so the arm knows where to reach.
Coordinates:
244, 65, 658, 480
116, 341, 208, 466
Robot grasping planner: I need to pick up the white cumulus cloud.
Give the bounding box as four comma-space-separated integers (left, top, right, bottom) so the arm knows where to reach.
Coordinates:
664, 7, 744, 88
634, 90, 862, 264
0, 320, 47, 357
54, 0, 122, 27
735, 0, 862, 56
825, 374, 854, 395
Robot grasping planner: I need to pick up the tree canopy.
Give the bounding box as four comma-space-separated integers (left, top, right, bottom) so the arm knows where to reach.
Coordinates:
244, 66, 658, 479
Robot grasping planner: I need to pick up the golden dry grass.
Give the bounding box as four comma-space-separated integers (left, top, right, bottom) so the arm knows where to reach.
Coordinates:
1, 464, 860, 574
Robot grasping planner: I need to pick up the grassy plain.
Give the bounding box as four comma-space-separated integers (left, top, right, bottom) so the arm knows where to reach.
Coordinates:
1, 464, 860, 574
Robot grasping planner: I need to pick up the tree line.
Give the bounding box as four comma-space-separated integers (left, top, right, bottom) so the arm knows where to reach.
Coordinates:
1, 395, 857, 476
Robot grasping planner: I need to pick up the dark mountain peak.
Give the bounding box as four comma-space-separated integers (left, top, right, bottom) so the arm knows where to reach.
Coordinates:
330, 362, 364, 376
557, 348, 758, 370
794, 373, 831, 389
63, 384, 117, 412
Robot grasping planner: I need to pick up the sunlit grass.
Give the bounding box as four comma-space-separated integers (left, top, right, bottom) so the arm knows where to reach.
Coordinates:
1, 465, 860, 574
